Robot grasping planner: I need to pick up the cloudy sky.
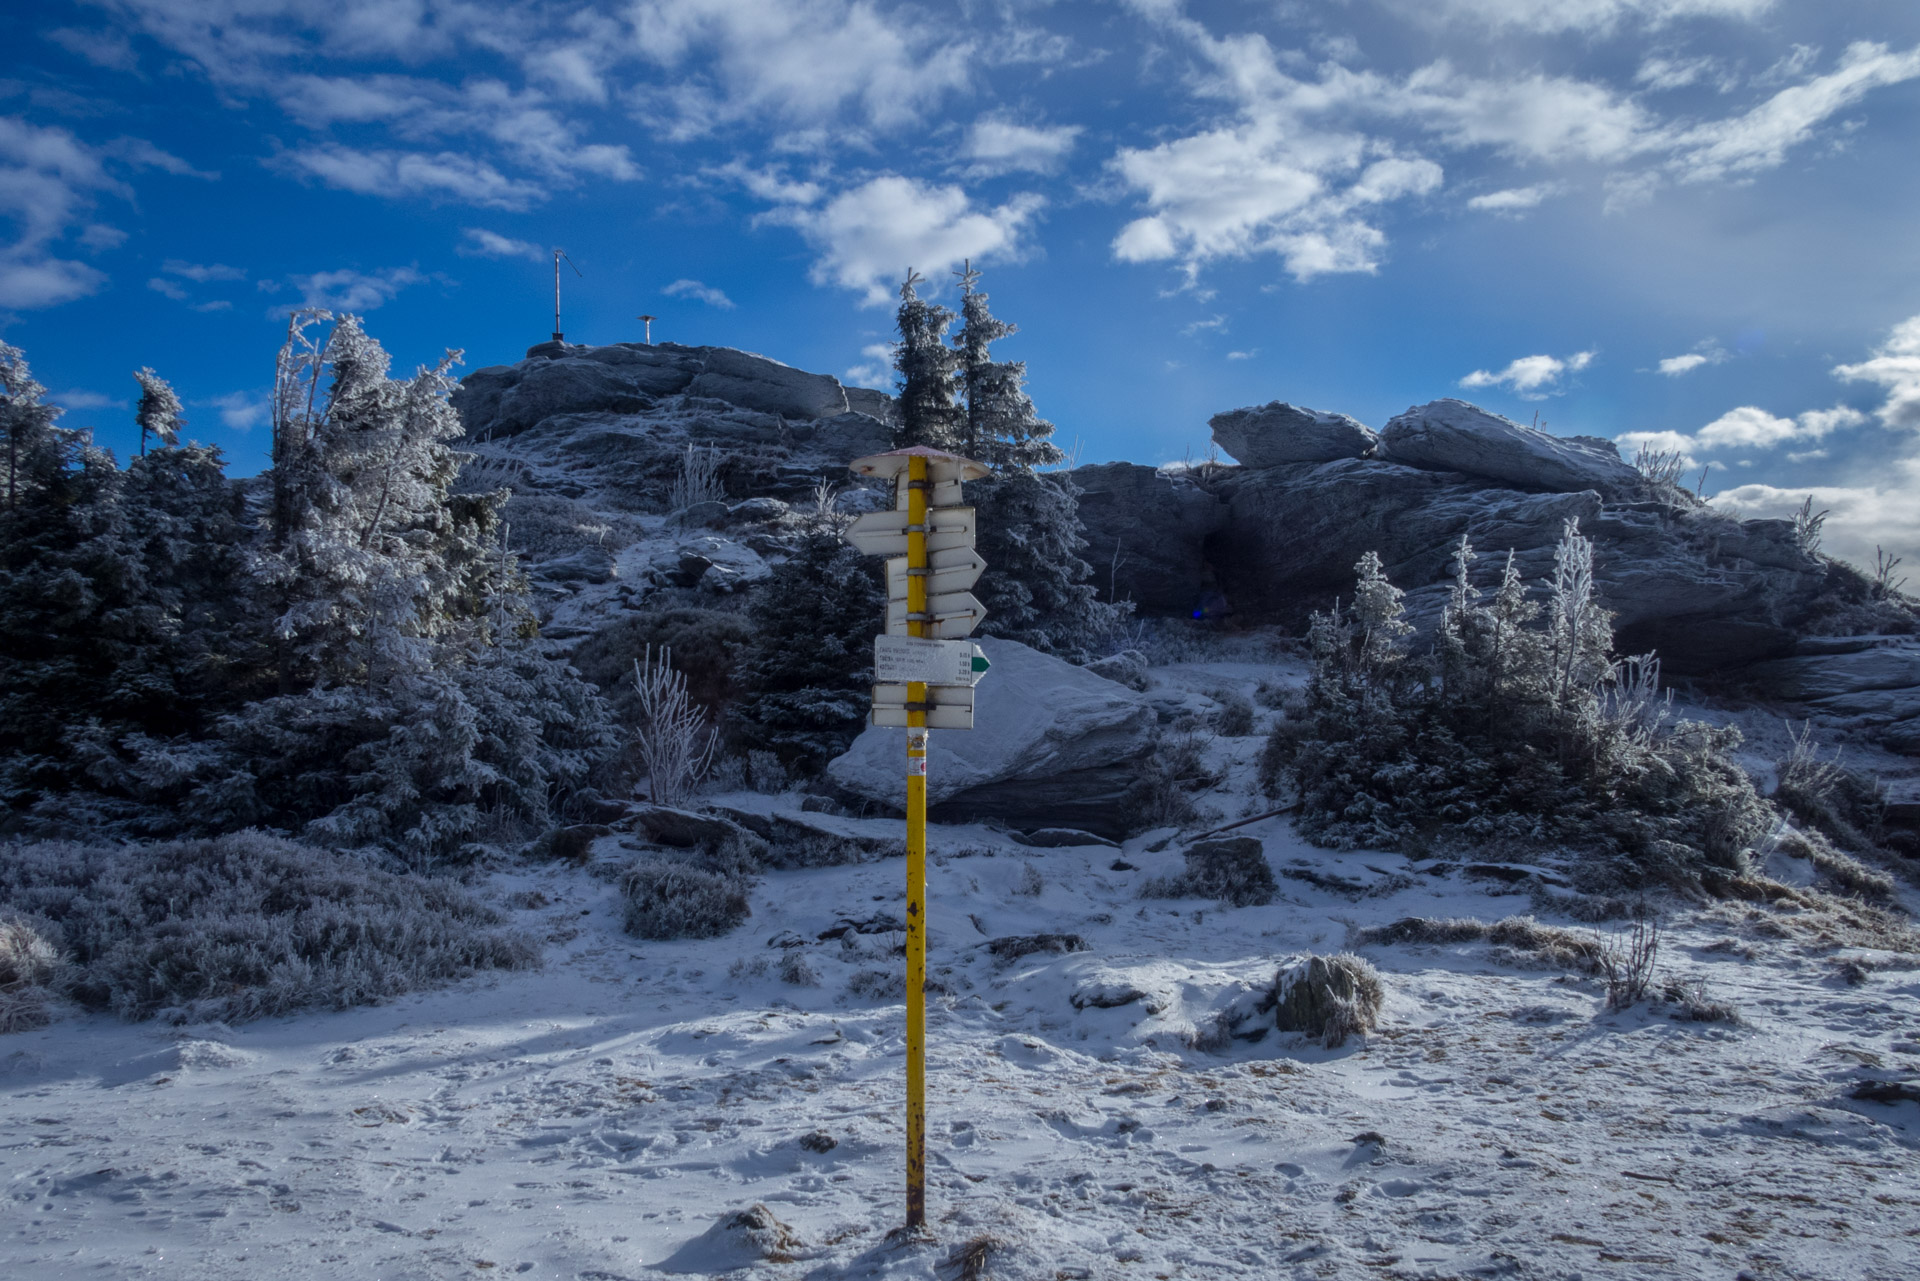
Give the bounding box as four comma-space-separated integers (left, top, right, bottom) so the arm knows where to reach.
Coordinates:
4, 0, 1919, 574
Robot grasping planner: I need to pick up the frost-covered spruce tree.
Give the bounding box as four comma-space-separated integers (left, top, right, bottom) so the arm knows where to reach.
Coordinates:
950, 265, 1123, 660
133, 366, 182, 456
891, 269, 962, 450
0, 358, 248, 815
1269, 526, 1772, 887
1, 341, 80, 512
191, 313, 612, 862
732, 528, 886, 774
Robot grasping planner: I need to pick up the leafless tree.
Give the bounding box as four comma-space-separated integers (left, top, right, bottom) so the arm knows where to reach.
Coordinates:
631, 644, 717, 806
669, 443, 724, 512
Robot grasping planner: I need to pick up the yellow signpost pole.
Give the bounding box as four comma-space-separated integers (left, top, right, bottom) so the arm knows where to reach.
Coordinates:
903, 454, 929, 1230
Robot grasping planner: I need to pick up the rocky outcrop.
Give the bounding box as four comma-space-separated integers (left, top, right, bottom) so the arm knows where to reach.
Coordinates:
1209, 402, 1377, 466
452, 341, 883, 440
1380, 399, 1646, 499
1071, 462, 1228, 617
826, 637, 1155, 836
1747, 636, 1920, 755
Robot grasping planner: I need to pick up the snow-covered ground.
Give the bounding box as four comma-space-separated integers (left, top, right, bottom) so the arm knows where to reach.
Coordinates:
6, 662, 1919, 1280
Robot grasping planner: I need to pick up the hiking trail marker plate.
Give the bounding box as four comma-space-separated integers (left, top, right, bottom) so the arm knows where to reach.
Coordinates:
874, 635, 990, 686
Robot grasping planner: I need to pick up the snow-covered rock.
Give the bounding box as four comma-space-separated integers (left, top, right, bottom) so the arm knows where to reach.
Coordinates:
1379, 398, 1645, 497
1209, 401, 1377, 466
685, 346, 848, 420
826, 637, 1155, 835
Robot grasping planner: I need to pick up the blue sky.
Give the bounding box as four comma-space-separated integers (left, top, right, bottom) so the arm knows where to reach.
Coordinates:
5, 0, 1920, 575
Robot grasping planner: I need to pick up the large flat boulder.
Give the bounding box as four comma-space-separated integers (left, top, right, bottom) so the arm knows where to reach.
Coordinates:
1379, 399, 1645, 498
1209, 402, 1377, 466
826, 637, 1155, 836
687, 347, 849, 420
1070, 462, 1229, 616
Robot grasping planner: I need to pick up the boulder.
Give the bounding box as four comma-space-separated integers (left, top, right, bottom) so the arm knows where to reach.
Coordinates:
1084, 649, 1151, 692
845, 386, 894, 420
1379, 399, 1645, 498
1746, 639, 1920, 702
1070, 462, 1229, 616
1274, 953, 1383, 1048
687, 347, 849, 419
1008, 828, 1120, 849
826, 637, 1156, 837
621, 804, 766, 855
1209, 401, 1377, 466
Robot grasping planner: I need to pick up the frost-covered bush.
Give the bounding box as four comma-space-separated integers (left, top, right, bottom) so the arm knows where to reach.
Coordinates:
1357, 915, 1606, 973
571, 608, 752, 726
847, 968, 906, 1001
778, 950, 820, 986
1121, 728, 1211, 830
0, 909, 61, 1032
1211, 690, 1256, 737
1274, 953, 1382, 1047
618, 859, 751, 940
1142, 837, 1277, 907
0, 831, 536, 1023
1265, 528, 1776, 891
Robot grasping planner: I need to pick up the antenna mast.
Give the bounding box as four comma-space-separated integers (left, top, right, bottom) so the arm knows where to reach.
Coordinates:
552, 248, 581, 342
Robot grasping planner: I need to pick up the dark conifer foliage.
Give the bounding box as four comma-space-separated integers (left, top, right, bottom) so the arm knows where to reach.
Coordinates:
733, 529, 886, 773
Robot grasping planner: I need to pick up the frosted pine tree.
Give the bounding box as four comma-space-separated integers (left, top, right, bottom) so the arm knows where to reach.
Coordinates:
1, 341, 81, 512
133, 367, 183, 455
890, 270, 962, 450
949, 266, 1122, 660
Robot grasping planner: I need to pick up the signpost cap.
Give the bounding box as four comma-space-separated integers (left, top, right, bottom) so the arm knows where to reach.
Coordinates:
848, 446, 990, 482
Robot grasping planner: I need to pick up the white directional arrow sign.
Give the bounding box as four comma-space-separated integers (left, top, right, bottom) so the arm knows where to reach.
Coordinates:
844, 507, 976, 558
871, 682, 974, 730
886, 548, 985, 600
897, 475, 964, 509
886, 591, 986, 639
874, 635, 991, 686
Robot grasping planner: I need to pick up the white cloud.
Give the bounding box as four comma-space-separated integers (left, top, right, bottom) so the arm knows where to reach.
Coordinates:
1833, 313, 1920, 429
663, 278, 736, 309
768, 175, 1042, 306
1668, 41, 1920, 183
1695, 404, 1863, 448
1410, 0, 1775, 33
458, 228, 545, 261
50, 389, 127, 411
1635, 56, 1726, 91
1460, 349, 1595, 397
204, 391, 269, 432
162, 259, 246, 282
47, 27, 140, 72
628, 0, 973, 139
1467, 184, 1559, 213
963, 118, 1081, 176
147, 276, 190, 301
1182, 315, 1227, 336
289, 266, 425, 312
844, 342, 894, 388
0, 116, 127, 308
1390, 63, 1657, 165
1716, 465, 1920, 583
276, 146, 546, 209
1657, 344, 1727, 375
1226, 349, 1255, 360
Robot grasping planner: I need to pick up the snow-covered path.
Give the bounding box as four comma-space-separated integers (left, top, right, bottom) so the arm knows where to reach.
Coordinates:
5, 813, 1917, 1280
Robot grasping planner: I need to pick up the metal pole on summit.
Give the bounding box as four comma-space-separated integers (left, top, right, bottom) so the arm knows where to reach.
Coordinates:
552, 248, 581, 342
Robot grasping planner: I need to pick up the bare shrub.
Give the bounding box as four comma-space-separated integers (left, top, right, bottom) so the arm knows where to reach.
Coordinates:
728, 955, 769, 982
669, 442, 724, 511
632, 644, 719, 806
1600, 916, 1660, 1010
847, 968, 905, 1001
943, 1233, 1004, 1281
1666, 979, 1740, 1023
1776, 827, 1897, 901
0, 832, 536, 1023
778, 950, 820, 986
1014, 861, 1045, 897
1356, 914, 1607, 973
0, 910, 61, 1032
746, 749, 791, 794
1792, 496, 1829, 554
1632, 442, 1688, 488
1211, 690, 1256, 737
1871, 545, 1907, 600
619, 860, 750, 940
1274, 953, 1383, 1047
1121, 728, 1210, 831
